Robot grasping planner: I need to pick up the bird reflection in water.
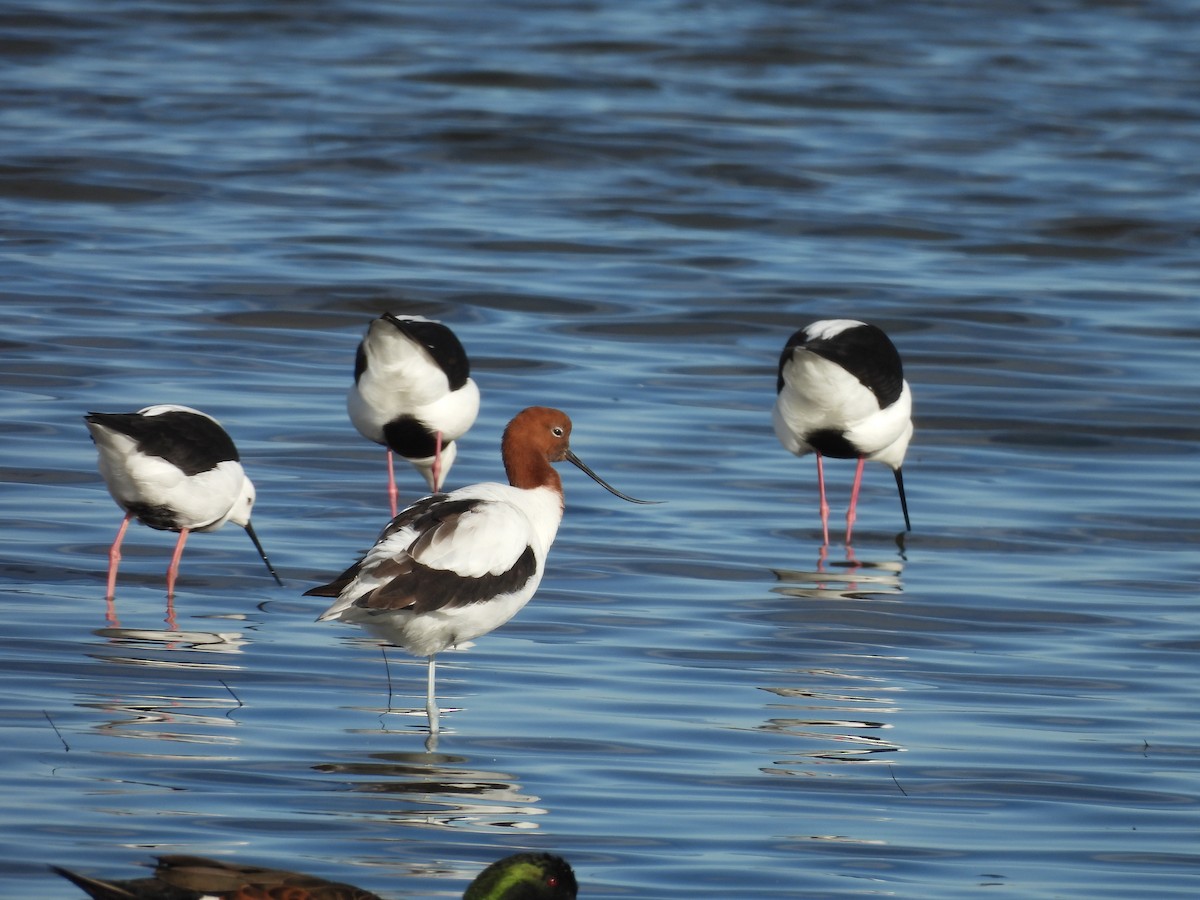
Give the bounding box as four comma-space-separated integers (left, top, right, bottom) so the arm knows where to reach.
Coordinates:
312, 748, 548, 831
80, 620, 248, 743
758, 548, 907, 775
773, 546, 905, 599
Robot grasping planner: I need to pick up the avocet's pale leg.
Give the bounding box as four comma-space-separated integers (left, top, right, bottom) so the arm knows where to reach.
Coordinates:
427, 656, 439, 734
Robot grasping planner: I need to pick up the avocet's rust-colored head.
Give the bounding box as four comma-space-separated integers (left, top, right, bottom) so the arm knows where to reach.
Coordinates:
501, 406, 656, 503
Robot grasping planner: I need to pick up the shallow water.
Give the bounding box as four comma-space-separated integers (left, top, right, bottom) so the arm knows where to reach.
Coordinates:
3, 1, 1200, 897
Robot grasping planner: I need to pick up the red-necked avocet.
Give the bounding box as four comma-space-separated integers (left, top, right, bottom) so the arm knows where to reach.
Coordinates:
307, 406, 655, 735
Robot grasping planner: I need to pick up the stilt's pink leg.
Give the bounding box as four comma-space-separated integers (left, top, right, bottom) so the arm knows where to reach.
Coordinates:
815, 454, 830, 546
846, 457, 867, 544
386, 448, 398, 518
105, 512, 133, 601
165, 528, 190, 598
431, 431, 445, 493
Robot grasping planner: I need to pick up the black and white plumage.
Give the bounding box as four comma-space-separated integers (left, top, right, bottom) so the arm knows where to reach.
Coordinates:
773, 319, 913, 544
85, 404, 282, 599
347, 313, 480, 517
308, 406, 653, 735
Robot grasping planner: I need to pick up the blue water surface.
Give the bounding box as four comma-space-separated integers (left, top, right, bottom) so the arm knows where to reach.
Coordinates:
2, 1, 1199, 897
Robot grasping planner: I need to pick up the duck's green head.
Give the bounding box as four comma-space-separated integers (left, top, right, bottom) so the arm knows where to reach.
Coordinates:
463, 852, 577, 899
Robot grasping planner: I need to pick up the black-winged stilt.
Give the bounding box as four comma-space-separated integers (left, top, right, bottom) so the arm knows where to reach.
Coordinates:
347, 313, 480, 517
773, 319, 913, 544
85, 405, 282, 599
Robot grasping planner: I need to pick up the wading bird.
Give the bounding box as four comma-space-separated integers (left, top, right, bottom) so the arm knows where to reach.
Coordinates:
773, 319, 912, 544
85, 405, 281, 599
308, 406, 654, 735
347, 313, 480, 516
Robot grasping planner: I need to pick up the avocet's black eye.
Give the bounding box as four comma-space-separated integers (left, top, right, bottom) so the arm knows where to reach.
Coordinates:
551, 426, 565, 438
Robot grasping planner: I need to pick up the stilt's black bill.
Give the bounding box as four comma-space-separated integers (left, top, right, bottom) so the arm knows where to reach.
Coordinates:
244, 522, 283, 584
565, 450, 660, 504
894, 468, 911, 532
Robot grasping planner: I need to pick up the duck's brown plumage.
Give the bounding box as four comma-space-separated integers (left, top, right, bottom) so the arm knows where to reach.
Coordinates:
51, 851, 577, 900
